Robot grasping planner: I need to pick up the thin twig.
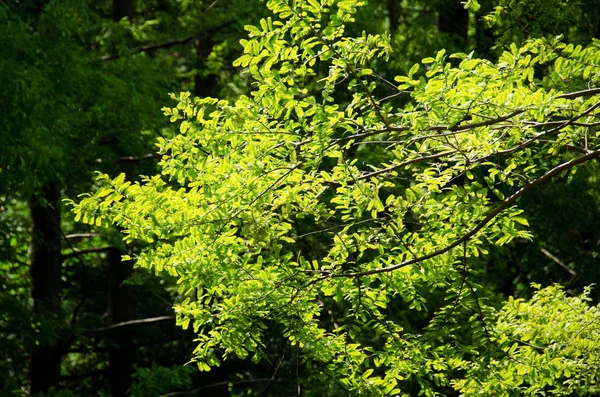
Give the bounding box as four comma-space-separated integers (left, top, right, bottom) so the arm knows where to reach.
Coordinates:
62, 245, 114, 259
85, 316, 175, 333
65, 233, 100, 240
540, 248, 577, 277
160, 378, 273, 397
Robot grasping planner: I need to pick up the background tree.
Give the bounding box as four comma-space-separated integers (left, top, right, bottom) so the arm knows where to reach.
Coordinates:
1, 0, 267, 395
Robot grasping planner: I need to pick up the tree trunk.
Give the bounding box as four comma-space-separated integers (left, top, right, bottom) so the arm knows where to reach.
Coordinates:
194, 39, 218, 98
473, 1, 496, 59
386, 0, 400, 34
438, 0, 469, 49
112, 0, 134, 21
107, 248, 135, 397
30, 182, 63, 394
106, 1, 136, 395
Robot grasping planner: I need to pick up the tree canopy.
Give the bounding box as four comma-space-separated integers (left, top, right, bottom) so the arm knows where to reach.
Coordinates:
73, 0, 600, 395
1, 0, 267, 394
2, 0, 600, 395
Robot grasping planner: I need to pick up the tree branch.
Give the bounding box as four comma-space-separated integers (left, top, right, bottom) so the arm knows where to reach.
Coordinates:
101, 20, 235, 61
160, 378, 274, 397
62, 246, 114, 259
352, 99, 600, 182
540, 248, 577, 277
95, 152, 161, 164
555, 88, 600, 100
315, 149, 600, 278
334, 87, 600, 146
475, 100, 600, 163
357, 150, 457, 180
85, 316, 175, 333
65, 233, 100, 240
116, 153, 161, 163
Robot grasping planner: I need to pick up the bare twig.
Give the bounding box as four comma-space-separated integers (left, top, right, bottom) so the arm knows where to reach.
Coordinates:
65, 233, 100, 240
160, 377, 273, 397
95, 153, 160, 164
62, 245, 114, 259
540, 248, 577, 277
116, 153, 161, 163
85, 316, 175, 333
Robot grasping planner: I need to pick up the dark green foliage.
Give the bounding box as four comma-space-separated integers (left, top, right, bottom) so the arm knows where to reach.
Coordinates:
128, 364, 194, 396
1, 0, 264, 394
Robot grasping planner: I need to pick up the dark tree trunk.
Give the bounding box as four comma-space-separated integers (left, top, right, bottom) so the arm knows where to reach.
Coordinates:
194, 39, 218, 98
30, 182, 63, 394
386, 0, 400, 34
438, 0, 469, 49
473, 4, 497, 60
112, 0, 134, 21
107, 248, 135, 397
106, 1, 136, 395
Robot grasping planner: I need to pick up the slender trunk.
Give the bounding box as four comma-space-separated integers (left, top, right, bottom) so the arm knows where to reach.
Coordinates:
194, 39, 218, 98
386, 0, 400, 34
30, 182, 63, 394
473, 2, 496, 60
112, 0, 134, 21
29, 0, 47, 15
107, 1, 136, 395
107, 248, 135, 397
438, 0, 469, 49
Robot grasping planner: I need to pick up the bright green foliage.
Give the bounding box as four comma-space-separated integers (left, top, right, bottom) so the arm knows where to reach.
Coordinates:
74, 0, 600, 394
456, 285, 600, 396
